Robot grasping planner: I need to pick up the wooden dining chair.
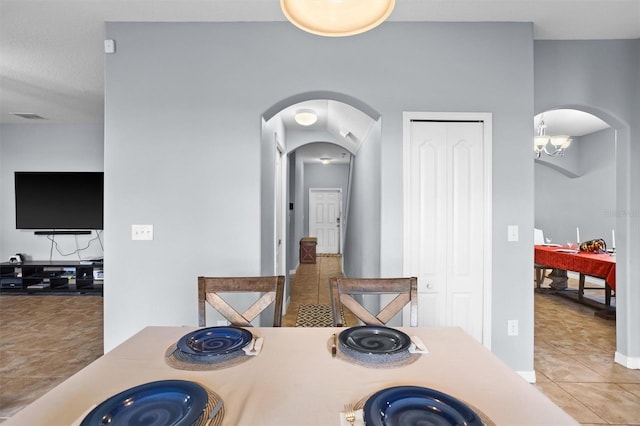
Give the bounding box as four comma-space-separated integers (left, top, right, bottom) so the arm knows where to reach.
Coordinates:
198, 276, 285, 327
329, 277, 418, 327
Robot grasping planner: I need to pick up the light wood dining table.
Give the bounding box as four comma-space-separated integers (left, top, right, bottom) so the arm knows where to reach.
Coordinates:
5, 326, 577, 425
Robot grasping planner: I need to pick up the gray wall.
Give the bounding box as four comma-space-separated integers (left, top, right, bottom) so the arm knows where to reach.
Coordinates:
0, 123, 104, 261
103, 21, 534, 373
535, 39, 640, 365
344, 119, 382, 279
535, 128, 616, 246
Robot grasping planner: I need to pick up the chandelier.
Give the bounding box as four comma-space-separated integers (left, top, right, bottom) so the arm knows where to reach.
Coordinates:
280, 0, 395, 37
534, 115, 572, 158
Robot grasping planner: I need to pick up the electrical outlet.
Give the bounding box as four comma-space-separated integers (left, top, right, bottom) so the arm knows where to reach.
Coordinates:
507, 319, 519, 336
216, 320, 229, 326
131, 224, 153, 241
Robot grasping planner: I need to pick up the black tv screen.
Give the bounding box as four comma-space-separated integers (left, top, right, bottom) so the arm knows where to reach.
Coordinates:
15, 172, 104, 230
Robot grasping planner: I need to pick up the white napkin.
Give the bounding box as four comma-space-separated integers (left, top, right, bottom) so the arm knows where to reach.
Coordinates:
409, 335, 429, 354
339, 408, 364, 426
242, 337, 263, 356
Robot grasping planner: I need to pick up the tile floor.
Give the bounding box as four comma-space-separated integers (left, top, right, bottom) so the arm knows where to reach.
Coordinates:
534, 289, 640, 425
1, 256, 639, 424
0, 295, 103, 423
282, 254, 357, 327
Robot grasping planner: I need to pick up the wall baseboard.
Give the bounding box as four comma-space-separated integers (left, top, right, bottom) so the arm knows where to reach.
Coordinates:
517, 370, 537, 383
615, 351, 640, 369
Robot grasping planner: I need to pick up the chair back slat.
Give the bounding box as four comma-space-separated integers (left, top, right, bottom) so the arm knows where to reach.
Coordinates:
338, 294, 385, 326
198, 276, 285, 327
330, 277, 418, 327
376, 293, 411, 324
205, 292, 251, 327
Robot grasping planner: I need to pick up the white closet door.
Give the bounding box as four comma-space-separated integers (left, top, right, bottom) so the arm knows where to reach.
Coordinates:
406, 120, 485, 343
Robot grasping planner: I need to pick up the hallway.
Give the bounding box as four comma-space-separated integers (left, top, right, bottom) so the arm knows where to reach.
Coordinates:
282, 254, 357, 327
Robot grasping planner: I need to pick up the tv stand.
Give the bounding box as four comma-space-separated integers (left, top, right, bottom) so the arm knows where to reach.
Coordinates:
0, 261, 103, 295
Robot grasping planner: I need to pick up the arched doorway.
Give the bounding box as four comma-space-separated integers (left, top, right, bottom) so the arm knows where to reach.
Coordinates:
532, 105, 639, 370
260, 92, 381, 317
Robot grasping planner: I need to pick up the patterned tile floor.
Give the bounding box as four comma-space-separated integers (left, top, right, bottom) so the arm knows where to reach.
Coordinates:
1, 259, 639, 424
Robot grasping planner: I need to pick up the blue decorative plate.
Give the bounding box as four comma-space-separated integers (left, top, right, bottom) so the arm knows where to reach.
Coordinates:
80, 380, 208, 426
177, 326, 252, 356
339, 326, 411, 355
363, 386, 484, 426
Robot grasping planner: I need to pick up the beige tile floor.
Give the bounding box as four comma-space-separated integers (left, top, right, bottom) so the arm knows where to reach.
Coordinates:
2, 258, 639, 424
282, 254, 357, 327
0, 295, 103, 423
534, 285, 640, 425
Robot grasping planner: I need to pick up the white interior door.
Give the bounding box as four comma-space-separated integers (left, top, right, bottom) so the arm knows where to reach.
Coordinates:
404, 114, 492, 345
309, 189, 341, 254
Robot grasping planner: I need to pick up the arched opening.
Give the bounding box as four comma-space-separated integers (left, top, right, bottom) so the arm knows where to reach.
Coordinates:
533, 105, 632, 370
260, 92, 382, 318
534, 108, 614, 244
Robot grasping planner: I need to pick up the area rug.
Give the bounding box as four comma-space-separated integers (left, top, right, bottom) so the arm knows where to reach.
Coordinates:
295, 304, 343, 327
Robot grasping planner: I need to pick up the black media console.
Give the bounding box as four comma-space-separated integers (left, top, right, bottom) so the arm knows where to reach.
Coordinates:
0, 261, 103, 295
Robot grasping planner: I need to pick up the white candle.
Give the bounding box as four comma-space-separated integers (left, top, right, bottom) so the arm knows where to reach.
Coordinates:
612, 229, 616, 249
577, 227, 580, 243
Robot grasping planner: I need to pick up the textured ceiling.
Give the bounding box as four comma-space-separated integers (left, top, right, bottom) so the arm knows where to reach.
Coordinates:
1, 0, 638, 128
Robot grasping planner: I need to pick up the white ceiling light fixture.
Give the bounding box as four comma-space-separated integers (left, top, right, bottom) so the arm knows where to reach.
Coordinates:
534, 115, 572, 158
280, 0, 395, 37
294, 109, 318, 126
320, 157, 332, 164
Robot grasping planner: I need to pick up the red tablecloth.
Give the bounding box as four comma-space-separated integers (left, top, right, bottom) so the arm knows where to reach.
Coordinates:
535, 245, 616, 290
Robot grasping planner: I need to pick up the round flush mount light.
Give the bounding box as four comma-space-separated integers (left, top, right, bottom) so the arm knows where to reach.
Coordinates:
280, 0, 395, 37
294, 109, 318, 126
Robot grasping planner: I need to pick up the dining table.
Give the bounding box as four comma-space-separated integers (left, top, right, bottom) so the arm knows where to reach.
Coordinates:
4, 325, 578, 425
534, 245, 616, 309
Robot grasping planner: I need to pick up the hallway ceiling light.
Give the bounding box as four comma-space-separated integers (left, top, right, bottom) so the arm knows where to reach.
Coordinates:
280, 0, 395, 37
320, 157, 332, 164
534, 115, 572, 158
294, 109, 318, 126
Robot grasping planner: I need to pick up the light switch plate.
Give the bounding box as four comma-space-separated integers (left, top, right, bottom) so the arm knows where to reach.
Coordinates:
507, 225, 519, 242
131, 224, 153, 240
104, 39, 116, 54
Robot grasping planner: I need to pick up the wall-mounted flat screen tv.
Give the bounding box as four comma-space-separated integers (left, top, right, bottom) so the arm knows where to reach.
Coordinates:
15, 172, 104, 230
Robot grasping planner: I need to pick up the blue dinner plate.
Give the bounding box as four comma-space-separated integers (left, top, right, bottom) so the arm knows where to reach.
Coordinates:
363, 386, 484, 426
80, 380, 208, 426
339, 325, 411, 355
177, 326, 252, 356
